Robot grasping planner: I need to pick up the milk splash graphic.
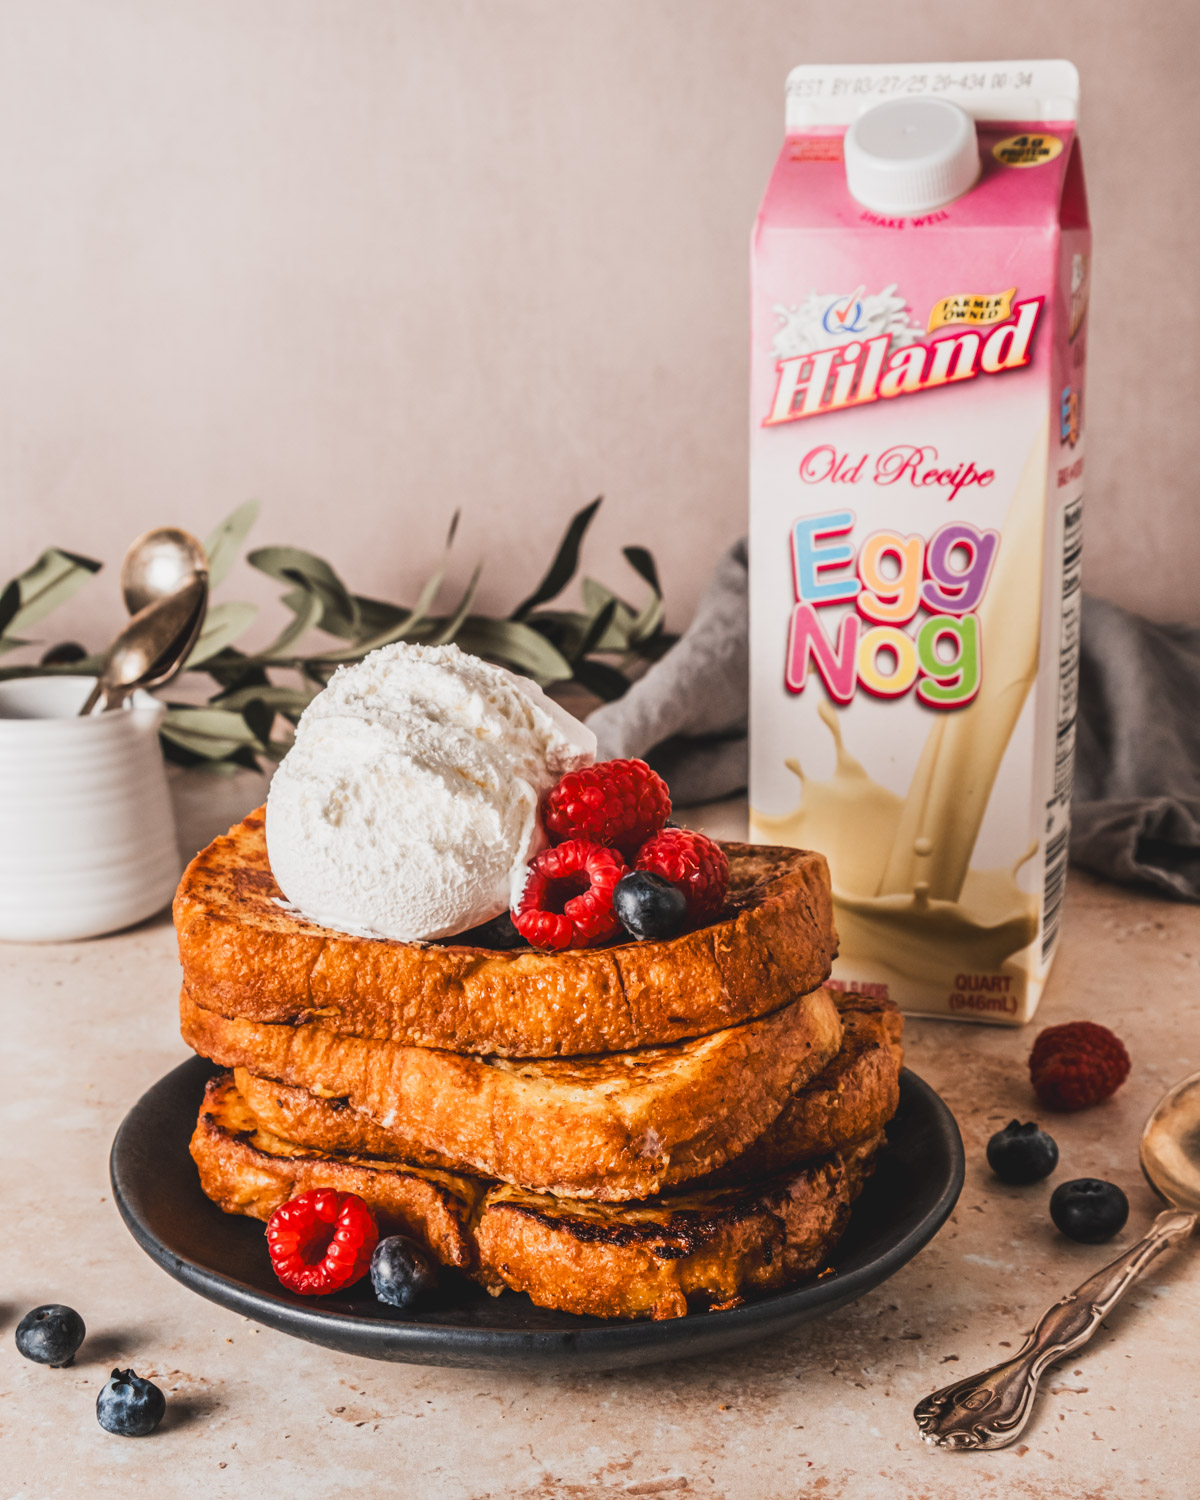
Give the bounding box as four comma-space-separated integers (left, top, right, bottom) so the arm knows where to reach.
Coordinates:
749, 62, 1090, 1023
753, 425, 1046, 1006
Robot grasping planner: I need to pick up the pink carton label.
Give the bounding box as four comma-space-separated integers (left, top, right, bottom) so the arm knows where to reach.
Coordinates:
749, 63, 1090, 1025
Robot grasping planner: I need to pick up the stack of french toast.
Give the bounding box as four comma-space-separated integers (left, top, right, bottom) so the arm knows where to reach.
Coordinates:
178, 809, 903, 1320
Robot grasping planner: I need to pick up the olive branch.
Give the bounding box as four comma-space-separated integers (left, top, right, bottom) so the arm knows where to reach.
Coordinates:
0, 498, 673, 771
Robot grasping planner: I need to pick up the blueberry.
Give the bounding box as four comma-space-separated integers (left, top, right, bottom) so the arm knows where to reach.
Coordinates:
613, 871, 688, 941
15, 1305, 86, 1367
986, 1120, 1059, 1185
459, 911, 525, 949
370, 1235, 438, 1311
1050, 1178, 1129, 1244
96, 1368, 166, 1437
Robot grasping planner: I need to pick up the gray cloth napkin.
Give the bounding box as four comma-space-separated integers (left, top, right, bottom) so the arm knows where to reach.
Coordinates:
587, 543, 1200, 901
1072, 594, 1200, 899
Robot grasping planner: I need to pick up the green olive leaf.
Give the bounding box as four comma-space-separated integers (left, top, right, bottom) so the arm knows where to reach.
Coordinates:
0, 580, 20, 639
402, 509, 460, 640
184, 601, 258, 667
0, 548, 103, 654
580, 578, 636, 651
623, 546, 665, 643
571, 658, 633, 702
203, 500, 260, 589
248, 546, 360, 639
572, 598, 618, 663
510, 497, 601, 621
213, 684, 314, 716
160, 705, 262, 760
427, 561, 483, 647
452, 616, 573, 684
260, 582, 324, 657
352, 595, 410, 636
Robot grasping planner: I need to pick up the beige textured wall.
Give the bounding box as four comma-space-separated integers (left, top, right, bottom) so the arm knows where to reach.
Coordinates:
2, 0, 1198, 651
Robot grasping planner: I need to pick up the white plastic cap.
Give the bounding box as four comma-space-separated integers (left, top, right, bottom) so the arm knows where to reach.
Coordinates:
843, 97, 980, 214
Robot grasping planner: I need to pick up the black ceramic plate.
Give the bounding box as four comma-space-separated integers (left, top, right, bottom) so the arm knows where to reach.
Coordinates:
111, 1056, 963, 1372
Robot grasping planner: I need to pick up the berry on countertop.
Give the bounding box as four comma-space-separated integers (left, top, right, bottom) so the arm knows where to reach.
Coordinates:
96, 1369, 166, 1436
635, 828, 730, 922
1029, 1021, 1131, 1111
513, 839, 627, 951
266, 1188, 379, 1296
986, 1121, 1059, 1185
370, 1235, 438, 1311
543, 759, 671, 857
613, 870, 689, 942
1049, 1178, 1129, 1243
14, 1305, 86, 1367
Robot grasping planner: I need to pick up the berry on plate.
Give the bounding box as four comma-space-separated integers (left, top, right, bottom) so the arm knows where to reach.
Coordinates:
1029, 1021, 1131, 1111
266, 1188, 379, 1296
543, 759, 671, 857
96, 1368, 166, 1437
513, 839, 627, 951
458, 910, 526, 949
14, 1305, 86, 1367
370, 1235, 438, 1311
635, 828, 729, 921
613, 870, 689, 942
1049, 1178, 1129, 1243
986, 1121, 1058, 1185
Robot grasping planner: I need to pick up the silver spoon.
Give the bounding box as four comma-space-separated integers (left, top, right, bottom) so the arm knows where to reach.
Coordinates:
78, 574, 208, 716
120, 527, 209, 614
914, 1074, 1198, 1450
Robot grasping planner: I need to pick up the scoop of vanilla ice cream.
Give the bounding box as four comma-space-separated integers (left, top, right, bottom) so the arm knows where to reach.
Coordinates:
265, 642, 596, 941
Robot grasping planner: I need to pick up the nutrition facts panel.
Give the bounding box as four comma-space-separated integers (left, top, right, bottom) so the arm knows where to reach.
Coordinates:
1054, 496, 1083, 799
1042, 493, 1083, 961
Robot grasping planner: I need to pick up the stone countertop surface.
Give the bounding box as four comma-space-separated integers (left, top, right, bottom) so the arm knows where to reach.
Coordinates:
1, 801, 1198, 1499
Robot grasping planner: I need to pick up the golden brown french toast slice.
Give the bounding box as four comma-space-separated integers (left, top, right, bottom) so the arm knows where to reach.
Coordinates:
231, 990, 903, 1182
189, 1073, 483, 1270
181, 985, 843, 1200
174, 810, 837, 1057
700, 990, 903, 1184
475, 1137, 881, 1319
190, 1072, 882, 1320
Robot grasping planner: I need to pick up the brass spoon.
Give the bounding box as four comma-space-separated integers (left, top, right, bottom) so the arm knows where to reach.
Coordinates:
120, 527, 209, 614
119, 526, 209, 681
914, 1074, 1199, 1450
78, 575, 208, 716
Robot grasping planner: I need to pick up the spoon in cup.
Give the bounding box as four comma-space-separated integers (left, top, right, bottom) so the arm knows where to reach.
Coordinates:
120, 527, 209, 614
78, 573, 208, 716
914, 1072, 1199, 1449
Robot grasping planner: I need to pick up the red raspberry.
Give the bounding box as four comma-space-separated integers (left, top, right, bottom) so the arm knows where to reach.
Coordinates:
1029, 1021, 1131, 1112
513, 839, 627, 951
266, 1189, 379, 1296
543, 759, 671, 858
636, 828, 729, 922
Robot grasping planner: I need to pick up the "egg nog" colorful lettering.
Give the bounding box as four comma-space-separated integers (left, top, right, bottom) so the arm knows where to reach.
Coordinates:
749, 61, 1090, 1025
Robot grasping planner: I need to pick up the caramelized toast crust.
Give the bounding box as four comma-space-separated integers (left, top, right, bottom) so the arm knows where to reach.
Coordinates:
476, 1137, 880, 1319
180, 985, 843, 1200
701, 991, 903, 1184
188, 1073, 482, 1270
231, 990, 903, 1179
174, 810, 837, 1058
190, 1072, 882, 1320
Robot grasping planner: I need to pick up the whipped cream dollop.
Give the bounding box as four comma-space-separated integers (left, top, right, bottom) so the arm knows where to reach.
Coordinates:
265, 642, 595, 941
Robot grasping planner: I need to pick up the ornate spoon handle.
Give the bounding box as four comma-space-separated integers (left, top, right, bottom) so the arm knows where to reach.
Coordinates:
914, 1208, 1195, 1450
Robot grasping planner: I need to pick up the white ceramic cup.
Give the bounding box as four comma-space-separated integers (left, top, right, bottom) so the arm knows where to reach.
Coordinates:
0, 675, 181, 941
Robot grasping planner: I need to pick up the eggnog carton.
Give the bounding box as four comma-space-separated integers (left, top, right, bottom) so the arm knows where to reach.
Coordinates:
749, 62, 1090, 1024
